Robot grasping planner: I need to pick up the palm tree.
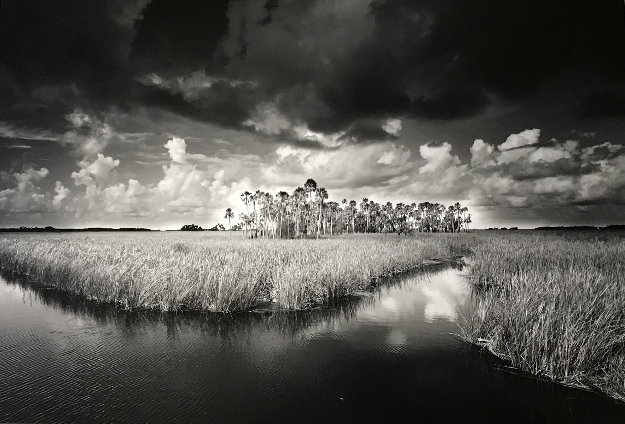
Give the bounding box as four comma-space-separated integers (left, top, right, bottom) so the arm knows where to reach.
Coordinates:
361, 198, 369, 233
436, 203, 446, 232
277, 191, 289, 238
349, 200, 357, 233
316, 187, 328, 238
292, 187, 305, 237
396, 202, 406, 234
341, 199, 347, 233
406, 203, 415, 232
327, 201, 338, 235
454, 202, 462, 233
224, 208, 234, 236
461, 206, 469, 232
411, 207, 421, 232
446, 205, 455, 232
303, 179, 317, 236
369, 200, 379, 232
304, 179, 317, 199
241, 191, 251, 239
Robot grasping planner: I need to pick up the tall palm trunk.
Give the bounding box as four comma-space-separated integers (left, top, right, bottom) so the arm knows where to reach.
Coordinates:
316, 202, 322, 239
295, 207, 299, 237
244, 200, 249, 239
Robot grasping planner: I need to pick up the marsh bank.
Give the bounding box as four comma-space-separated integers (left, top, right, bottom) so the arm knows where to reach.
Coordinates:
1, 264, 623, 423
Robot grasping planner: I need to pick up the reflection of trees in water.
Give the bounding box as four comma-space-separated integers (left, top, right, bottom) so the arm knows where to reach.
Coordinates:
2, 276, 365, 339
2, 259, 463, 340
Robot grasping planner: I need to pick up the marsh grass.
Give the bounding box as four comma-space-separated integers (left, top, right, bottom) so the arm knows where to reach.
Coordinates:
461, 231, 625, 402
3, 230, 623, 401
0, 232, 468, 313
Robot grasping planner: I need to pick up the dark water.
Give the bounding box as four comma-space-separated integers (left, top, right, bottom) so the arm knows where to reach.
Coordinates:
1, 266, 624, 423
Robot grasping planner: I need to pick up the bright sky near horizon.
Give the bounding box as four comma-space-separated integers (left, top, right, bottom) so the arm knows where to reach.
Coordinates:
1, 1, 624, 229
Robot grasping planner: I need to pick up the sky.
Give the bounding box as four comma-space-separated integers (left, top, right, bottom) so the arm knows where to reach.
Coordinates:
0, 0, 624, 229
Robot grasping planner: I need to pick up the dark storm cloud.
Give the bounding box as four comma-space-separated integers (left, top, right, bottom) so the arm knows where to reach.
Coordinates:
138, 80, 259, 128
130, 0, 229, 73
497, 159, 600, 182
0, 2, 124, 87
0, 0, 232, 131
0, 0, 137, 131
0, 1, 139, 123
343, 0, 625, 120
340, 122, 399, 142
579, 88, 625, 119
0, 0, 624, 144
222, 0, 625, 137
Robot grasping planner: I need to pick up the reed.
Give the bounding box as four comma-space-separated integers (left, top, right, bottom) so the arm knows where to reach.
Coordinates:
461, 231, 625, 402
0, 232, 468, 312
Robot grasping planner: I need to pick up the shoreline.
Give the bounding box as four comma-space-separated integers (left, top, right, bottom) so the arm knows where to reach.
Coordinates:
458, 231, 625, 404
464, 338, 625, 405
0, 255, 465, 315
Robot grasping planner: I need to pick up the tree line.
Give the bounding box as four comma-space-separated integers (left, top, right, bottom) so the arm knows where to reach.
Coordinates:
225, 179, 471, 238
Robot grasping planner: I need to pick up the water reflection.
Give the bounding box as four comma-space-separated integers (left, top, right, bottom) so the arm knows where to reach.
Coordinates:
1, 277, 368, 339
1, 263, 465, 340
1, 264, 624, 423
422, 267, 469, 322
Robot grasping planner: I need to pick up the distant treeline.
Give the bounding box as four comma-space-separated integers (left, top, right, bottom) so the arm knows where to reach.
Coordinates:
485, 225, 625, 231
534, 225, 625, 231
0, 226, 153, 232
180, 224, 226, 231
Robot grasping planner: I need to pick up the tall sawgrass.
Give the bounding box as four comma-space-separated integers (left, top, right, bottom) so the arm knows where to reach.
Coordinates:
0, 232, 468, 312
461, 231, 625, 402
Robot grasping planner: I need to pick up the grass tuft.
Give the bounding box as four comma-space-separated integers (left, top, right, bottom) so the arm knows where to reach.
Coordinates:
460, 231, 625, 402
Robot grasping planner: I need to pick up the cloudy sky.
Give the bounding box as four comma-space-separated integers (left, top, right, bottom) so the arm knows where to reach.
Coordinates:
1, 0, 624, 229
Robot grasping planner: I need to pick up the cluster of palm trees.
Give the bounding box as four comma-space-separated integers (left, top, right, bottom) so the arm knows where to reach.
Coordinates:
225, 179, 471, 238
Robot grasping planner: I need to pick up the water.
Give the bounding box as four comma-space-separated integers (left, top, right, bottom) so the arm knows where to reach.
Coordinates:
1, 265, 624, 423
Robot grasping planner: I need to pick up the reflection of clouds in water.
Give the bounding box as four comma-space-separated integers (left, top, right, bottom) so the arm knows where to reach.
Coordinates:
387, 329, 407, 346
365, 290, 418, 322
422, 271, 468, 323
379, 296, 399, 313
0, 278, 28, 302
358, 268, 469, 324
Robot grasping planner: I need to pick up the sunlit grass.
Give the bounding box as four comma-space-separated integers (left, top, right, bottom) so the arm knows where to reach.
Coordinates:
461, 231, 625, 402
0, 232, 468, 312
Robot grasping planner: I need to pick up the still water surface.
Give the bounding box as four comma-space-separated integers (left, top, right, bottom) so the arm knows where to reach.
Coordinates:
1, 265, 624, 423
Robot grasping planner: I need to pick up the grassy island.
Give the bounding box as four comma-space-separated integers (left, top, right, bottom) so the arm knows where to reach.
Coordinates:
0, 232, 469, 312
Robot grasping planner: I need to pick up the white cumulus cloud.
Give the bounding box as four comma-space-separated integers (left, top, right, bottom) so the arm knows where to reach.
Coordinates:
498, 128, 540, 150
419, 142, 460, 173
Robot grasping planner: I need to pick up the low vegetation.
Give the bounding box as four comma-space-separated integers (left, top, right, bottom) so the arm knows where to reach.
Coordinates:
0, 232, 469, 312
461, 231, 625, 402
1, 229, 623, 401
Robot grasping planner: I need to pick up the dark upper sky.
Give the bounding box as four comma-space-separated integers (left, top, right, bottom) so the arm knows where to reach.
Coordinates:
1, 0, 624, 228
